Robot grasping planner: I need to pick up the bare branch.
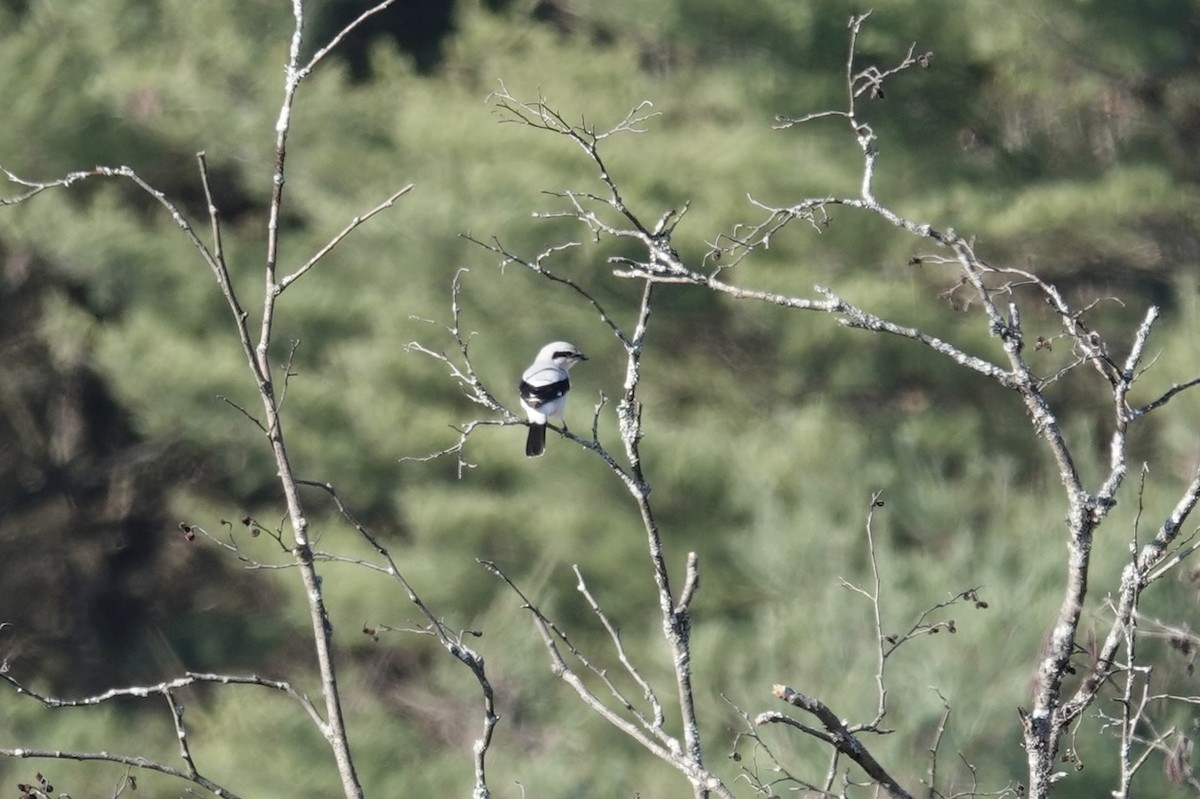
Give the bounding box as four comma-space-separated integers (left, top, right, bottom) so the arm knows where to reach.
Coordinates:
0, 668, 340, 798
482, 561, 735, 799
197, 151, 228, 266
297, 478, 498, 798
279, 184, 414, 291
926, 690, 953, 799
0, 747, 242, 799
0, 670, 325, 729
216, 394, 267, 431
573, 565, 666, 731
764, 684, 914, 799
1130, 375, 1200, 420
466, 235, 630, 345
300, 0, 404, 77
490, 86, 660, 238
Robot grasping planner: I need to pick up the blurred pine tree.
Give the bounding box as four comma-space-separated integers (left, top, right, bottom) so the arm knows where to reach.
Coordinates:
2, 1, 1199, 795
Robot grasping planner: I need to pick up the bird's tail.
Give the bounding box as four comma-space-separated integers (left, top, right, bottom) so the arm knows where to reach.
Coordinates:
526, 423, 547, 457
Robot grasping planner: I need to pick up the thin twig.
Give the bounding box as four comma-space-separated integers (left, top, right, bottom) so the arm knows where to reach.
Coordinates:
279, 184, 414, 291
296, 478, 498, 799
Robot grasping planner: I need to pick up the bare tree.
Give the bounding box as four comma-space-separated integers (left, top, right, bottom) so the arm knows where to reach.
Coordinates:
409, 11, 1200, 799
3, 3, 496, 799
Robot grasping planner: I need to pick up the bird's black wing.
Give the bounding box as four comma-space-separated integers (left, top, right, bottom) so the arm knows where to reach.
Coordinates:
519, 376, 570, 409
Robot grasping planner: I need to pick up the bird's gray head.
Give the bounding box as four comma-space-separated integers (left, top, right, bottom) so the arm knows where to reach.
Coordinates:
536, 341, 588, 369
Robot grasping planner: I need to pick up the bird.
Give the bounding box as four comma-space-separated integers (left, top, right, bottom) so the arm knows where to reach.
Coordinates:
519, 341, 587, 457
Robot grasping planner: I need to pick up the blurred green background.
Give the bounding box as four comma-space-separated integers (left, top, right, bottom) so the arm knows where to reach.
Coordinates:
2, 0, 1200, 796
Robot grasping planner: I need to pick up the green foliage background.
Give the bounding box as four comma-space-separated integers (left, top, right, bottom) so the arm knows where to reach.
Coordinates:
2, 0, 1199, 796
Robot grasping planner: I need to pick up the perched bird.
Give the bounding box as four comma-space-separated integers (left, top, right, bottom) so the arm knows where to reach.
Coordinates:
519, 341, 587, 457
